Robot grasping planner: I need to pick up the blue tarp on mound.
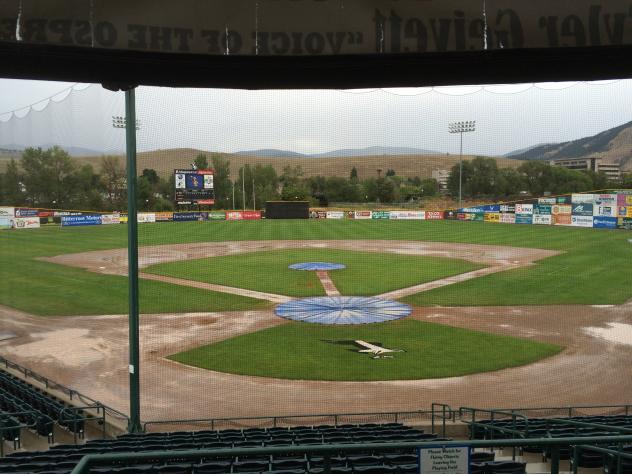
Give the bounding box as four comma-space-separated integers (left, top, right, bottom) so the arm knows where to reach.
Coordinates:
275, 296, 412, 325
289, 262, 346, 271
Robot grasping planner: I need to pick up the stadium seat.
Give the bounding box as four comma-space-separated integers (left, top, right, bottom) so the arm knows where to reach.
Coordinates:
471, 451, 495, 462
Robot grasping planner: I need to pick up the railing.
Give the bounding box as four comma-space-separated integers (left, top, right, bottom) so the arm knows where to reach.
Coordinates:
460, 407, 531, 440
431, 403, 455, 437
57, 405, 108, 445
143, 409, 435, 432
572, 445, 632, 474
70, 434, 632, 474
469, 404, 632, 419
0, 410, 40, 457
0, 356, 129, 426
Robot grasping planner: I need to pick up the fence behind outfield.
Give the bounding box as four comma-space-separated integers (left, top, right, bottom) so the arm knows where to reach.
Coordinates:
1, 190, 631, 231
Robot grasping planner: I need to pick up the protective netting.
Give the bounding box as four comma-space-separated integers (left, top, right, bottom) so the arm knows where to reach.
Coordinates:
1, 80, 632, 430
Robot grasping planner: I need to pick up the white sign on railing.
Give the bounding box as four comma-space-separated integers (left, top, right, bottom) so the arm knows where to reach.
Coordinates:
419, 445, 470, 474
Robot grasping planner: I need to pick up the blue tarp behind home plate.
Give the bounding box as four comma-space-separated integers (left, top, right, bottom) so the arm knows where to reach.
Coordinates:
289, 262, 346, 271
275, 296, 412, 325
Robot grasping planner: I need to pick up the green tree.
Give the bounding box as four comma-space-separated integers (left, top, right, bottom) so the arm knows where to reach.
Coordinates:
141, 168, 159, 185
210, 154, 232, 208
21, 146, 77, 207
137, 176, 156, 210
350, 167, 358, 182
194, 153, 209, 170
1, 159, 25, 205
100, 155, 126, 209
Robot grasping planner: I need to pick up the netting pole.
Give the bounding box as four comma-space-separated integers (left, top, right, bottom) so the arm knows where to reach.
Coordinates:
125, 88, 142, 434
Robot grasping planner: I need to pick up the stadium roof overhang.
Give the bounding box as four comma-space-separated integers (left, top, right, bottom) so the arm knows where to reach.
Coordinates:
1, 1, 632, 88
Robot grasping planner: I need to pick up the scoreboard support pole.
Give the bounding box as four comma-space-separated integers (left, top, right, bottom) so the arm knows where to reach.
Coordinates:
125, 88, 142, 434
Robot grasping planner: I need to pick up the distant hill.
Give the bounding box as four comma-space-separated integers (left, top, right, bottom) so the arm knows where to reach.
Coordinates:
509, 120, 632, 171
235, 146, 441, 158
0, 143, 108, 156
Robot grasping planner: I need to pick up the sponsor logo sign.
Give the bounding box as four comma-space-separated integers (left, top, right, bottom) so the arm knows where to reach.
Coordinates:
593, 216, 618, 229
594, 205, 617, 217
419, 445, 469, 474
443, 210, 458, 220
389, 211, 425, 220
556, 195, 572, 204
572, 203, 593, 216
38, 210, 54, 217
618, 217, 632, 229
459, 205, 500, 213
101, 214, 121, 225
154, 212, 174, 221
372, 210, 390, 219
500, 204, 515, 213
206, 211, 225, 220
594, 194, 617, 205
173, 212, 208, 221
326, 211, 345, 219
534, 204, 552, 215
552, 204, 572, 215
553, 214, 572, 226
0, 216, 10, 229
61, 215, 102, 226
533, 214, 552, 225
53, 211, 83, 217
619, 207, 632, 218
425, 211, 444, 220
13, 217, 40, 229
515, 213, 533, 224
571, 215, 594, 227
0, 207, 14, 218
515, 204, 533, 215
617, 194, 632, 206
242, 211, 261, 220
226, 211, 243, 221
484, 212, 500, 223
500, 213, 516, 224
137, 213, 156, 223
538, 197, 556, 205
354, 210, 372, 219
572, 193, 595, 204
316, 211, 328, 219
459, 212, 483, 222
14, 208, 39, 217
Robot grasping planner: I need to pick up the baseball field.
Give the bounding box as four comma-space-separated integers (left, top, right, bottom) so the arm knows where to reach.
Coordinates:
0, 219, 631, 420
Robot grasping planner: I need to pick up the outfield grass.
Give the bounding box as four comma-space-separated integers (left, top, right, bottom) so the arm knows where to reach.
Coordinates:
1, 220, 631, 315
144, 249, 483, 297
168, 319, 562, 381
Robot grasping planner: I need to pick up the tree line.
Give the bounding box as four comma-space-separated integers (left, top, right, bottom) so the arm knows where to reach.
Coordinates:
1, 147, 629, 211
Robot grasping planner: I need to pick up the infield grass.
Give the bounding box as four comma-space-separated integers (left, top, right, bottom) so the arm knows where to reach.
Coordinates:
144, 248, 483, 297
168, 319, 562, 381
1, 220, 631, 315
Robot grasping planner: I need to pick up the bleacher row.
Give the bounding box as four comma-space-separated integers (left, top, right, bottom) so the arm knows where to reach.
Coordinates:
0, 422, 534, 474
471, 415, 632, 472
0, 371, 87, 439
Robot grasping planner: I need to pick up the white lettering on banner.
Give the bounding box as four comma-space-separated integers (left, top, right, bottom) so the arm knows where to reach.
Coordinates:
389, 211, 426, 220
419, 446, 469, 474
326, 211, 345, 219
538, 198, 556, 204
137, 213, 156, 223
515, 203, 533, 214
533, 214, 552, 225
12, 217, 40, 229
572, 215, 594, 227
6, 1, 632, 55
500, 213, 516, 224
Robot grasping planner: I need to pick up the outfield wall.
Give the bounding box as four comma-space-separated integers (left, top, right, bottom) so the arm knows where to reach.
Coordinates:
1, 192, 631, 230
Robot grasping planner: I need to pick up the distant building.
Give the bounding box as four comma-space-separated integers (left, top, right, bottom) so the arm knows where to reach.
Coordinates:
432, 169, 450, 191
550, 157, 621, 180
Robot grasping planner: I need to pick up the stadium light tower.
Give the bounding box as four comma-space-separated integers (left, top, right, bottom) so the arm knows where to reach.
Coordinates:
448, 120, 476, 208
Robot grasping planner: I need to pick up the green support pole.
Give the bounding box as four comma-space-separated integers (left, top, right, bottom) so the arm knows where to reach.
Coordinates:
125, 88, 142, 433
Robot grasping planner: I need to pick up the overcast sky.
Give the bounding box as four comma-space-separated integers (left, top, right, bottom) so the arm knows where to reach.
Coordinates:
1, 78, 631, 157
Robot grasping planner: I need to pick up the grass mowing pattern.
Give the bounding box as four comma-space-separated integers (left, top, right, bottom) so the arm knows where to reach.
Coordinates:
1, 220, 631, 315
144, 249, 484, 297
168, 319, 562, 381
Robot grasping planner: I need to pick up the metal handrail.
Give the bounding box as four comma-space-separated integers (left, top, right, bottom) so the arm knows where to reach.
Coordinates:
58, 404, 108, 444
431, 403, 454, 437
0, 356, 129, 422
572, 444, 632, 474
70, 434, 632, 474
143, 409, 434, 432
0, 410, 39, 457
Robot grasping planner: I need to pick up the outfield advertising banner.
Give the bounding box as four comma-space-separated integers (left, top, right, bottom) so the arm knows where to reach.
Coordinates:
326, 211, 345, 219
14, 208, 39, 218
556, 195, 572, 204
425, 211, 443, 220
206, 211, 225, 220
572, 193, 595, 204
594, 205, 617, 217
354, 211, 372, 220
372, 211, 390, 220
13, 217, 41, 229
515, 203, 533, 215
572, 203, 593, 216
571, 215, 594, 227
500, 204, 515, 213
538, 197, 556, 205
500, 213, 516, 224
0, 216, 10, 229
484, 213, 501, 223
173, 212, 209, 221
594, 194, 617, 205
459, 212, 484, 222
533, 214, 552, 225
389, 211, 425, 220
155, 212, 175, 221
515, 214, 533, 224
137, 213, 156, 223
553, 214, 572, 226
593, 216, 618, 229
552, 204, 572, 215
534, 204, 552, 215
618, 218, 632, 229
619, 207, 632, 218
618, 194, 632, 206
61, 215, 102, 226
101, 214, 121, 225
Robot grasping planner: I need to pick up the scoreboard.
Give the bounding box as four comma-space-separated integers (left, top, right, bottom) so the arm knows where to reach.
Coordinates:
174, 169, 215, 205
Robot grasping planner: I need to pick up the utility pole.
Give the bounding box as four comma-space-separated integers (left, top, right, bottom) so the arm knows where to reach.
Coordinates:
241, 167, 246, 211
448, 121, 476, 208
252, 176, 256, 211
232, 181, 235, 210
